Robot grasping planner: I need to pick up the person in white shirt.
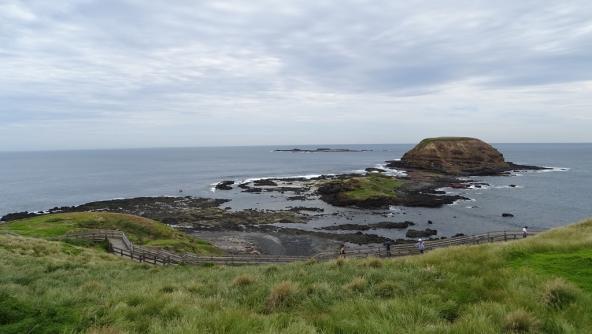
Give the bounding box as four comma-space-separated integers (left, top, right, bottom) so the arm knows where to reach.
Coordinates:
416, 239, 425, 254
522, 226, 528, 238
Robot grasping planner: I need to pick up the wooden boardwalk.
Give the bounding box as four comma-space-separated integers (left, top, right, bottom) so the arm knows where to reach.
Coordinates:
63, 228, 544, 266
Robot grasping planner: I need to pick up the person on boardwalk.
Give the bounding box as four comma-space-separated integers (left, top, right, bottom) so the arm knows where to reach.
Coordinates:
416, 239, 425, 254
383, 240, 392, 257
522, 226, 528, 238
339, 244, 346, 258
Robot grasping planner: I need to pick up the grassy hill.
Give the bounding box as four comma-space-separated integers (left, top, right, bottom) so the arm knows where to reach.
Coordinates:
0, 212, 219, 254
1, 217, 591, 333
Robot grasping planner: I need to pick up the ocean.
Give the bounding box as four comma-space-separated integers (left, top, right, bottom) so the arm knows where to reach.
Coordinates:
1, 144, 590, 238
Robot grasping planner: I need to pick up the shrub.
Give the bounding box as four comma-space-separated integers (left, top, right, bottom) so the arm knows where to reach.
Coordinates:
159, 285, 177, 293
439, 301, 460, 322
87, 326, 124, 334
344, 277, 367, 292
232, 274, 256, 287
186, 283, 203, 294
503, 309, 540, 333
365, 257, 383, 268
373, 281, 399, 298
265, 265, 279, 274
266, 281, 299, 311
542, 278, 578, 309
335, 258, 346, 267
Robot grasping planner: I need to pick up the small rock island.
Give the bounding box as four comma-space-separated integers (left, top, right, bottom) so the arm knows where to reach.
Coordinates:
387, 137, 545, 175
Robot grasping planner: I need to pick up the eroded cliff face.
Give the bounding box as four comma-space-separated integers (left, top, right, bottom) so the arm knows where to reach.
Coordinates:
398, 137, 510, 175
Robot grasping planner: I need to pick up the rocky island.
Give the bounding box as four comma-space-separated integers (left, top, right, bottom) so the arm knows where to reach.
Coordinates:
386, 137, 546, 175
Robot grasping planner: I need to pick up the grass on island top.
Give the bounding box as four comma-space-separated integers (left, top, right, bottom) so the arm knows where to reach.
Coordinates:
415, 137, 478, 149
339, 173, 403, 201
1, 216, 592, 333
0, 211, 219, 255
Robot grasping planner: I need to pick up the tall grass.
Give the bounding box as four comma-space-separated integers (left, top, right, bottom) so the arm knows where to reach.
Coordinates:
1, 219, 592, 333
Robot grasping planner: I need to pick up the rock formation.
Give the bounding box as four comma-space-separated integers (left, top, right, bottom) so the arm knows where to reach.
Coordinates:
388, 137, 511, 176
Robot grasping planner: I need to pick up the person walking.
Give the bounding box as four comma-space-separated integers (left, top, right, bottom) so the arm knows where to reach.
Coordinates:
383, 240, 392, 257
522, 226, 528, 238
339, 244, 346, 258
416, 239, 425, 254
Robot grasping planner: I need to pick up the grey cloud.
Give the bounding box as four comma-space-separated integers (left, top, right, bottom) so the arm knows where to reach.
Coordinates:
1, 0, 591, 150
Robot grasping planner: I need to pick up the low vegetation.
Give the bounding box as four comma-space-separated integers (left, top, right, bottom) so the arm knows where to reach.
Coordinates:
416, 136, 476, 148
343, 174, 402, 201
0, 212, 219, 254
1, 218, 591, 333
322, 173, 403, 203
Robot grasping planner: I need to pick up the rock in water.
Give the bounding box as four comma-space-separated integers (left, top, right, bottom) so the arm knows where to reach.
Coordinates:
394, 137, 510, 176
406, 228, 438, 238
215, 181, 235, 190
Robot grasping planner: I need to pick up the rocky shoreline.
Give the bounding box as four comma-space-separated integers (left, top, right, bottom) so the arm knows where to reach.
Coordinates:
1, 137, 550, 256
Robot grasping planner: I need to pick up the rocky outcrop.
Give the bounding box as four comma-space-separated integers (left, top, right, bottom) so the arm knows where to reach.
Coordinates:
388, 137, 511, 176
0, 211, 39, 222
406, 228, 438, 238
215, 181, 234, 190
253, 179, 278, 186
320, 221, 415, 231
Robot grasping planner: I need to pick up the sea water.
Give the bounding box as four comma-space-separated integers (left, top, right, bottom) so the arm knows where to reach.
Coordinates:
1, 144, 590, 237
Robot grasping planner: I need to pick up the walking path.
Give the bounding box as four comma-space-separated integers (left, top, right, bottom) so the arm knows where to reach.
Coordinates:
63, 228, 544, 266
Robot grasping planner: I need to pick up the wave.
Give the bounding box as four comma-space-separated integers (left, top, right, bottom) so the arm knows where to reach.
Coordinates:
538, 166, 570, 173
373, 163, 408, 177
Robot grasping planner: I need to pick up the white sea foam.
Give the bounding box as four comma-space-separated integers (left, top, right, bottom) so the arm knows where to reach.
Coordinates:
468, 184, 491, 190
373, 163, 408, 177
538, 166, 570, 173
493, 185, 524, 189
238, 173, 334, 185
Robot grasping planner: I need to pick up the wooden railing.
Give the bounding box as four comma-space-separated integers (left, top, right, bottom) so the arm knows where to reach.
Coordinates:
313, 229, 545, 259
62, 228, 545, 266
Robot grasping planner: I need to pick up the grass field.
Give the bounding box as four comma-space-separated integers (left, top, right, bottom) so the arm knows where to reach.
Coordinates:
0, 217, 591, 333
0, 212, 219, 254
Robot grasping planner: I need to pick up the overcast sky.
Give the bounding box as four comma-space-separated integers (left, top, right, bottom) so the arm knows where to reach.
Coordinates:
1, 0, 591, 151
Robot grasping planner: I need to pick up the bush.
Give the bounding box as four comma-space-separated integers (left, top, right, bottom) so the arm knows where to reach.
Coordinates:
266, 281, 299, 311
373, 281, 400, 298
344, 277, 367, 292
159, 285, 177, 293
542, 278, 578, 309
232, 274, 256, 287
503, 309, 540, 333
365, 257, 383, 268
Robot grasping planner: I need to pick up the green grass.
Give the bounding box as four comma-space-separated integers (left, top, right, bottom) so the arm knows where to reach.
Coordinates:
416, 137, 477, 149
1, 218, 591, 333
340, 174, 402, 201
0, 212, 219, 254
510, 249, 592, 293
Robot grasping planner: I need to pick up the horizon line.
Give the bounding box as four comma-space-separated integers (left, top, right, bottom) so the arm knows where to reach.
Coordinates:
1, 142, 591, 153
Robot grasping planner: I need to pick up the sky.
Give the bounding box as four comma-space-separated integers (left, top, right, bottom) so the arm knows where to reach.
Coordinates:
1, 0, 592, 151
